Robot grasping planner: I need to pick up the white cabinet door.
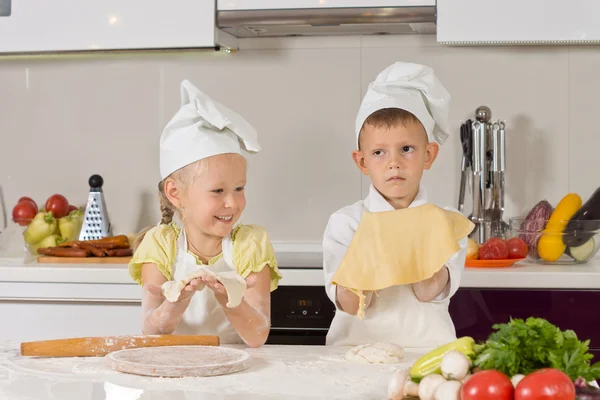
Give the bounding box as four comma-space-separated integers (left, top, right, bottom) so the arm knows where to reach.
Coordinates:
0, 281, 142, 342
437, 0, 600, 44
0, 0, 216, 53
0, 300, 142, 342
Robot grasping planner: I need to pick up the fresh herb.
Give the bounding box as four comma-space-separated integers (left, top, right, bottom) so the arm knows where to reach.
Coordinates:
472, 317, 600, 381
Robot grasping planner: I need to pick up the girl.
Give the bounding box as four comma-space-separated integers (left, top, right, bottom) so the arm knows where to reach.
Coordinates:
130, 80, 281, 348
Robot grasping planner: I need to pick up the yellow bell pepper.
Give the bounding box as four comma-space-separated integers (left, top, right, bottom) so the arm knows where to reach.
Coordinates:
410, 336, 475, 382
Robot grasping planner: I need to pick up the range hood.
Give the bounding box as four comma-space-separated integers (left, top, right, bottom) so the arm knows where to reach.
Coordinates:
217, 1, 437, 38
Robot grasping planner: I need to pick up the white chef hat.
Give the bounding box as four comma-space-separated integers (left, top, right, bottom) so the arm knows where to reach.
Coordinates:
355, 62, 451, 148
159, 80, 261, 179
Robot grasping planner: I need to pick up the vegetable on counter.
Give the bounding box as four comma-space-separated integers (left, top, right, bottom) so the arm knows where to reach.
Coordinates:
520, 200, 554, 257
472, 317, 600, 382
478, 238, 509, 260
538, 193, 583, 262
514, 368, 575, 400
466, 238, 480, 260
23, 211, 57, 245
57, 209, 84, 242
410, 336, 475, 382
45, 194, 70, 219
563, 187, 600, 250
12, 198, 38, 226
460, 370, 514, 400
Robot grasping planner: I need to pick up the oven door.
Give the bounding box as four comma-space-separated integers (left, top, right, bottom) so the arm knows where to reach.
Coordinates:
267, 285, 335, 345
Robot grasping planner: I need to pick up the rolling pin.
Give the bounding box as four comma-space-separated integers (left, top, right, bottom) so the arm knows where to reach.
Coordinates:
20, 334, 220, 357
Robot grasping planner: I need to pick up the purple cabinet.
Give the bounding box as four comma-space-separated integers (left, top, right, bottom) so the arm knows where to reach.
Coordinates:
449, 289, 600, 360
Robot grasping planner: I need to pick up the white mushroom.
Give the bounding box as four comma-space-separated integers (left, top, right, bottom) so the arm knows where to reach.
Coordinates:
460, 373, 472, 384
511, 374, 525, 388
387, 369, 419, 400
418, 374, 447, 400
441, 350, 472, 381
434, 380, 463, 400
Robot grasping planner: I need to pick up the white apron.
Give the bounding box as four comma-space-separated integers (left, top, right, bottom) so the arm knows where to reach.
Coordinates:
171, 224, 243, 344
325, 285, 457, 349
323, 184, 466, 349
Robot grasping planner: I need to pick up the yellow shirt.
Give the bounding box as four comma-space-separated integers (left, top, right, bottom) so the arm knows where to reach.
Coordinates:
129, 223, 281, 291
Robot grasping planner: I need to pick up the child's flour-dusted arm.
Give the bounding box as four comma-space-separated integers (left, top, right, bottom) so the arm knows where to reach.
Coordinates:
141, 263, 199, 334
323, 213, 372, 315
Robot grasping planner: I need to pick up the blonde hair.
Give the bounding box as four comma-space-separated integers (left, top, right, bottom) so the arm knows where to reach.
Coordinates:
358, 108, 425, 150
132, 155, 247, 251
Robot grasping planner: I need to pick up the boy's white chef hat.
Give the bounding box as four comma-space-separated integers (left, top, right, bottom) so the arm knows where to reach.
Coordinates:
159, 80, 261, 179
355, 62, 451, 148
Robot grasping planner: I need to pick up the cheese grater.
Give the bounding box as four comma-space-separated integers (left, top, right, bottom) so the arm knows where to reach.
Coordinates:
79, 174, 112, 241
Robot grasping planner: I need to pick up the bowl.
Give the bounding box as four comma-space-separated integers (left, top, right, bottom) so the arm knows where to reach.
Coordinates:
509, 217, 600, 264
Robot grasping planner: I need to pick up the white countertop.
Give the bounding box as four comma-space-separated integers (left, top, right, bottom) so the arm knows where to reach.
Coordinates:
0, 341, 426, 400
2, 252, 600, 290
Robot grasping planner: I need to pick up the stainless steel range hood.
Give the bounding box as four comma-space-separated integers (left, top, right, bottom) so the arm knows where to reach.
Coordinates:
217, 7, 437, 38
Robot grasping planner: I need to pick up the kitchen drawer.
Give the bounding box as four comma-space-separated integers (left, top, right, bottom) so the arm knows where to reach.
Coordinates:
449, 289, 600, 360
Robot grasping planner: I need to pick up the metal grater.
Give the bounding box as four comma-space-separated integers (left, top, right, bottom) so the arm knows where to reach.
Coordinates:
79, 174, 112, 241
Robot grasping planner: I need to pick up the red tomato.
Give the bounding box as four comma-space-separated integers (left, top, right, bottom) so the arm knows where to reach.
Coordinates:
17, 197, 36, 205
45, 194, 70, 219
479, 238, 510, 260
515, 369, 575, 400
12, 201, 38, 226
506, 237, 529, 259
68, 205, 78, 213
461, 370, 514, 400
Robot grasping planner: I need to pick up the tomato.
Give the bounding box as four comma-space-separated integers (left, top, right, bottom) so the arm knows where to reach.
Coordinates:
515, 369, 575, 400
506, 237, 529, 259
18, 197, 36, 205
12, 200, 38, 226
479, 238, 510, 260
45, 194, 70, 219
461, 370, 514, 400
68, 205, 78, 213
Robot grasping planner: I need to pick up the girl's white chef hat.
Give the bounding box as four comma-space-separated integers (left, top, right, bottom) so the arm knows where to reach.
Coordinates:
355, 62, 451, 148
159, 80, 261, 179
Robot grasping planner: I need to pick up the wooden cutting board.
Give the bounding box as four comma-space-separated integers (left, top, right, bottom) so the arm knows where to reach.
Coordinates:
37, 256, 132, 264
106, 345, 251, 377
21, 335, 220, 357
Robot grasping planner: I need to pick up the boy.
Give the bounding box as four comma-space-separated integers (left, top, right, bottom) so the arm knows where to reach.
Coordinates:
323, 62, 469, 348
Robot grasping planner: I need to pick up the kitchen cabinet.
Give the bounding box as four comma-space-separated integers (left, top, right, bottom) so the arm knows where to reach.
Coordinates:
437, 0, 600, 45
449, 288, 600, 360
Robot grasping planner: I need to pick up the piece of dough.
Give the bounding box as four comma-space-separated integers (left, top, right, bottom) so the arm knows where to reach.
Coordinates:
161, 258, 247, 308
332, 203, 474, 318
345, 342, 405, 364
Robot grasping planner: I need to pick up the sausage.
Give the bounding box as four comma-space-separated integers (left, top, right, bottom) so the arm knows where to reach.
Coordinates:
73, 242, 106, 257
107, 248, 133, 257
37, 247, 90, 257
59, 235, 129, 249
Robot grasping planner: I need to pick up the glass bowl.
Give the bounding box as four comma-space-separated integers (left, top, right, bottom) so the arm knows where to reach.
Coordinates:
509, 217, 600, 264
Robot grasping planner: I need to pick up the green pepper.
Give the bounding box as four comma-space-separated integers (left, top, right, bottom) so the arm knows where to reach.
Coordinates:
23, 211, 57, 245
58, 209, 84, 242
410, 336, 475, 382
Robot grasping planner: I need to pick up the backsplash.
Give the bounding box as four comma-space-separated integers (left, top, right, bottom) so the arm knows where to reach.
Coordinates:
0, 35, 598, 243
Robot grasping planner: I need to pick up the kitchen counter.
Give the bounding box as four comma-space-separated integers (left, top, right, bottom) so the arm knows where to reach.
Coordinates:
0, 341, 425, 400
2, 254, 600, 289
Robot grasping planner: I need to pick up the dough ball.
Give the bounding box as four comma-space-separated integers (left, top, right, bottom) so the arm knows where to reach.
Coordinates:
345, 342, 405, 364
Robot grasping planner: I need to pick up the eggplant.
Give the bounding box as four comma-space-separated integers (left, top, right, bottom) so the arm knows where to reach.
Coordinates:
564, 187, 600, 247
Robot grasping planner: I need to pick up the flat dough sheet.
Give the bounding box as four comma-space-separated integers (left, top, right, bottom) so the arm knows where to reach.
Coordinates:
161, 258, 247, 308
332, 203, 474, 317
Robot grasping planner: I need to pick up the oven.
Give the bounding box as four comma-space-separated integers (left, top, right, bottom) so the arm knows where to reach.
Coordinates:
266, 250, 335, 345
